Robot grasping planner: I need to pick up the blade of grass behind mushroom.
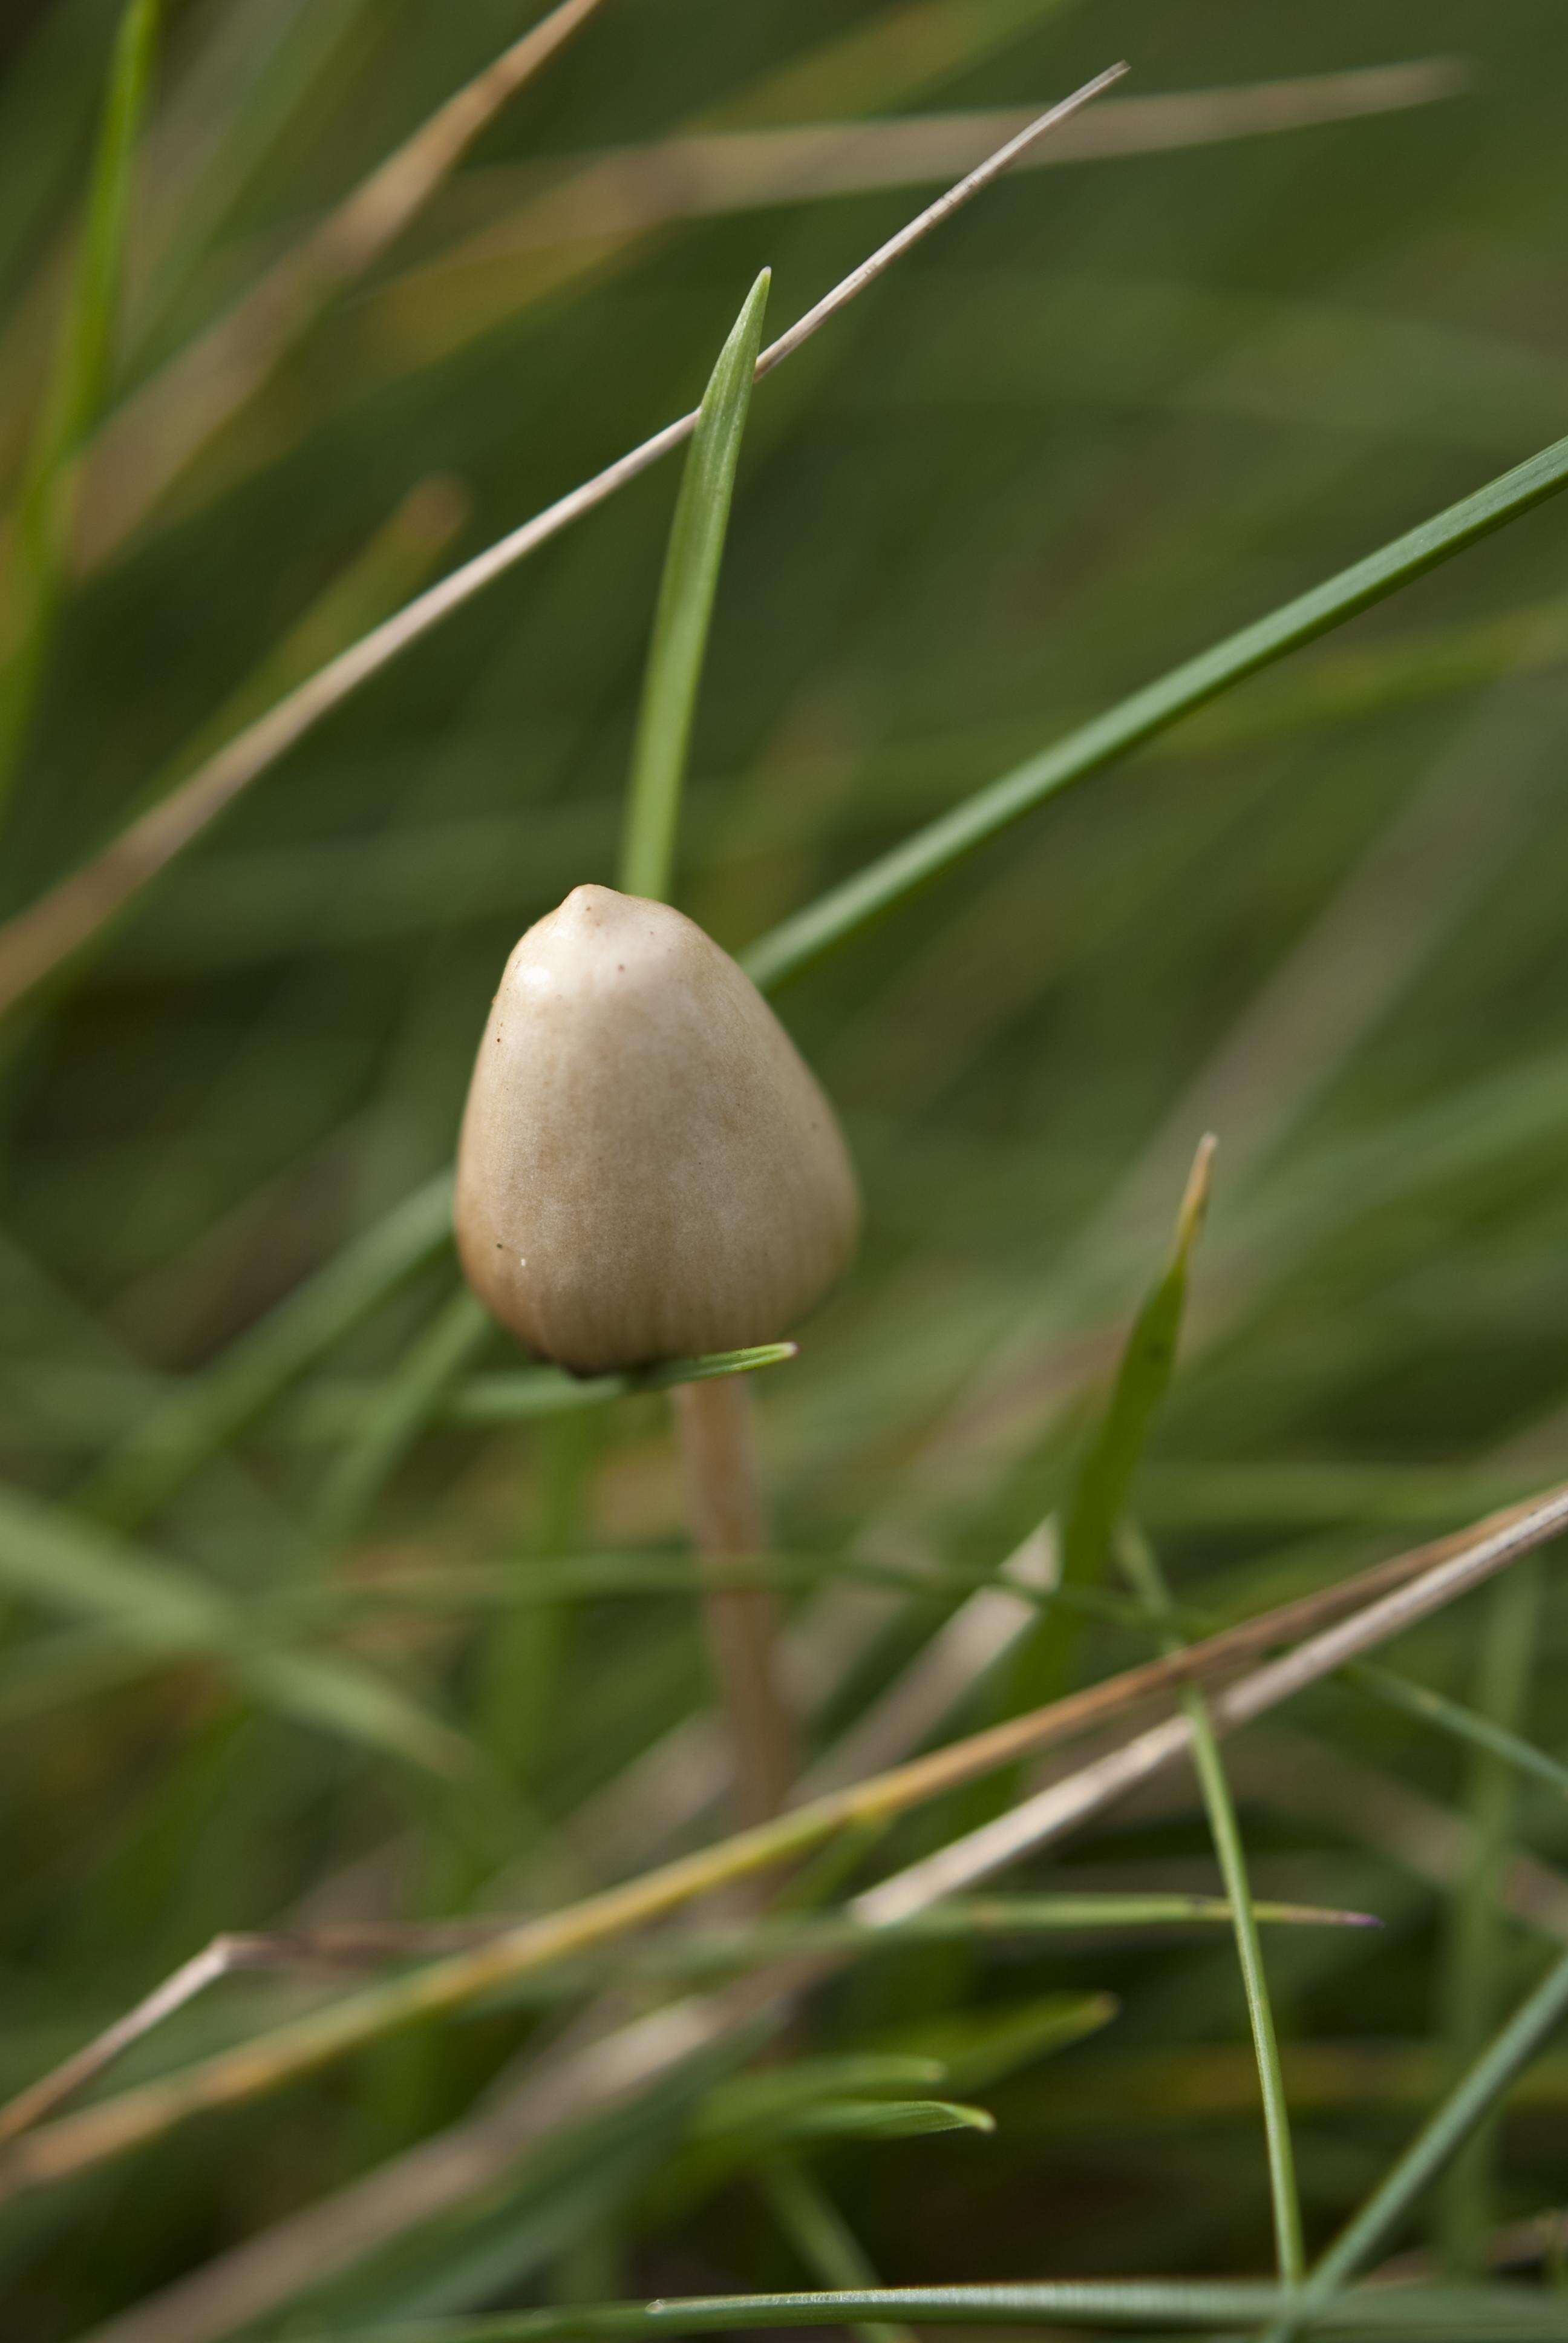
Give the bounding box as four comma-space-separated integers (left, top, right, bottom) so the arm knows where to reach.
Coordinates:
739, 427, 1568, 993
995, 1137, 1217, 1741
618, 269, 770, 903
613, 263, 804, 1825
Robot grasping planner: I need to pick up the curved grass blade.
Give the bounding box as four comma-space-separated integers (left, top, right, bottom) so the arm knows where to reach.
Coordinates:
0, 70, 1125, 1023
0, 1902, 1328, 2149
740, 431, 1568, 991
1120, 1524, 1305, 2286
619, 271, 769, 900
762, 2098, 993, 2143
1008, 1133, 1301, 2282
447, 1343, 800, 1422
0, 0, 157, 814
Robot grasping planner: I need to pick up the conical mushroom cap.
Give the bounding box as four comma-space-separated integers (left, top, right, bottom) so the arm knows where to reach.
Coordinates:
454, 886, 861, 1372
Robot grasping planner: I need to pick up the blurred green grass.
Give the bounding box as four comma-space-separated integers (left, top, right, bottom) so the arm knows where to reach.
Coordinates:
5, 0, 1568, 2335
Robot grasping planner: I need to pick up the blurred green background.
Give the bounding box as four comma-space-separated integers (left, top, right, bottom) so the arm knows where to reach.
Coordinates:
5, 0, 1568, 2335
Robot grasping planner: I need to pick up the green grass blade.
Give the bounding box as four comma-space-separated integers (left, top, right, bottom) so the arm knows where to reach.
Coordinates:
769, 2099, 995, 2142
1062, 1137, 1215, 1585
740, 431, 1568, 991
701, 2054, 947, 2126
1120, 1525, 1305, 2287
1434, 1560, 1543, 2271
79, 1170, 455, 1529
0, 0, 158, 811
1011, 1132, 1302, 2281
1004, 1136, 1215, 1719
874, 1992, 1116, 2093
446, 1343, 799, 1423
322, 2276, 1568, 2337
619, 270, 770, 902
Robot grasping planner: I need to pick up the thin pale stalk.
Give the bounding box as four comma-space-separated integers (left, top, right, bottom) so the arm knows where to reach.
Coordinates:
673, 1375, 797, 1826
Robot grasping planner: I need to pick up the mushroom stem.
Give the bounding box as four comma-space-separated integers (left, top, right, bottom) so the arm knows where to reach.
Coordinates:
670, 1373, 797, 1824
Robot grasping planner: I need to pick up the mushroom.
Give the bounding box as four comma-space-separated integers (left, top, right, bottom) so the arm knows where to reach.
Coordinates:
454, 882, 862, 1825
454, 883, 860, 1375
